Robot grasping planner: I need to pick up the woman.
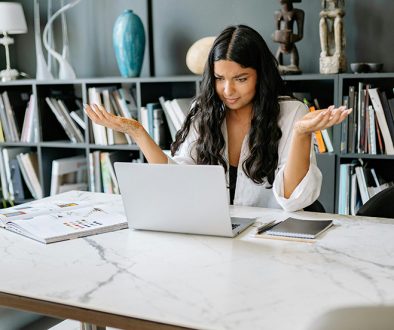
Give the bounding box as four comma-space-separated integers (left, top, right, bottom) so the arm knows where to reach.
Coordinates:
85, 25, 350, 211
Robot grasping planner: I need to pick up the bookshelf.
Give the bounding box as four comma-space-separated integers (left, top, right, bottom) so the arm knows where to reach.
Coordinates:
336, 73, 394, 214
0, 74, 340, 212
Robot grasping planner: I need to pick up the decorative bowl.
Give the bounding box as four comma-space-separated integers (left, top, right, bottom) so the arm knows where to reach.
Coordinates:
366, 63, 383, 72
350, 62, 369, 74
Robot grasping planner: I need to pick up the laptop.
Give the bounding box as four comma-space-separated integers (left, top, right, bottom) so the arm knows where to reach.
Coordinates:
114, 163, 256, 237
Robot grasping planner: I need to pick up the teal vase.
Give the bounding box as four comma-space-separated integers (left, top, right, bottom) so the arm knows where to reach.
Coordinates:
113, 10, 145, 77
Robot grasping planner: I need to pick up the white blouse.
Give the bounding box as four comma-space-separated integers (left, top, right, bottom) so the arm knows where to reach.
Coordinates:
168, 98, 322, 212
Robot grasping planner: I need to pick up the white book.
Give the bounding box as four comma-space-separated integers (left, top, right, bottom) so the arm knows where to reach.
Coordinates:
158, 96, 177, 141
70, 109, 86, 130
50, 155, 87, 196
173, 98, 192, 117
350, 171, 359, 216
88, 88, 108, 145
0, 94, 12, 141
2, 91, 20, 141
88, 152, 95, 192
368, 105, 377, 154
109, 91, 133, 144
45, 97, 77, 143
21, 94, 35, 142
368, 88, 394, 155
102, 90, 115, 145
170, 99, 187, 128
165, 100, 182, 131
101, 89, 128, 145
0, 191, 127, 244
0, 149, 10, 201
140, 106, 149, 132
17, 152, 43, 199
57, 100, 84, 143
355, 166, 369, 205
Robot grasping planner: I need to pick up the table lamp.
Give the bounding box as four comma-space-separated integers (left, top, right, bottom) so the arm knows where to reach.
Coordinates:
0, 2, 28, 82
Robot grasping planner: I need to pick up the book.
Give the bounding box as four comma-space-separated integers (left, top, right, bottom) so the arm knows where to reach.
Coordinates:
9, 158, 28, 203
307, 103, 327, 153
378, 90, 394, 143
45, 97, 82, 143
70, 109, 86, 130
158, 96, 177, 140
88, 87, 108, 145
2, 147, 30, 202
0, 191, 128, 244
0, 94, 12, 142
146, 102, 161, 137
57, 100, 84, 143
110, 89, 133, 144
368, 88, 394, 154
263, 217, 333, 239
1, 91, 20, 142
16, 152, 43, 200
50, 155, 88, 196
20, 94, 37, 143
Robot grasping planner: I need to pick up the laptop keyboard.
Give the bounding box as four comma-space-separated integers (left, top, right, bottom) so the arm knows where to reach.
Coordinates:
232, 223, 240, 230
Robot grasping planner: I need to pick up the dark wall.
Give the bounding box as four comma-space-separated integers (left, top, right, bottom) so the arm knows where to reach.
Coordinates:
1, 0, 393, 78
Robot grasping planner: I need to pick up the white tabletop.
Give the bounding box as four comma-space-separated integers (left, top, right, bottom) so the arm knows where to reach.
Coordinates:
0, 192, 393, 330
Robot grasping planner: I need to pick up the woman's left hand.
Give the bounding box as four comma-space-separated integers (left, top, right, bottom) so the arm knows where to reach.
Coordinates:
293, 105, 352, 135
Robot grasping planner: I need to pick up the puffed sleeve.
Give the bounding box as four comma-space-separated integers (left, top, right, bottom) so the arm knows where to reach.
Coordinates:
167, 123, 199, 165
272, 100, 323, 211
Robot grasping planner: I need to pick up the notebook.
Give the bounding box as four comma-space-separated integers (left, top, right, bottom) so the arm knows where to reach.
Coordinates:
264, 217, 333, 239
114, 163, 256, 237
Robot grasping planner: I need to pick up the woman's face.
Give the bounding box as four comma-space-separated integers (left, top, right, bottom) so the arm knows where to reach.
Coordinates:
214, 60, 257, 113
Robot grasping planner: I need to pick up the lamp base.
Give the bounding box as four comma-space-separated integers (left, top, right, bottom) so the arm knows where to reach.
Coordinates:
0, 68, 19, 82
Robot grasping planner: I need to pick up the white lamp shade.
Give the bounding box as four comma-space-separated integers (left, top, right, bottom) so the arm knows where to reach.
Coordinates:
0, 2, 27, 34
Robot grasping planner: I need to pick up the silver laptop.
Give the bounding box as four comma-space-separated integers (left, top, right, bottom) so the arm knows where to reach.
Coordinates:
114, 163, 256, 237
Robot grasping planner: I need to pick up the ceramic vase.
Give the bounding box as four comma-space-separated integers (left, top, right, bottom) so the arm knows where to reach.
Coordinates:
34, 0, 53, 80
113, 10, 145, 77
43, 0, 81, 79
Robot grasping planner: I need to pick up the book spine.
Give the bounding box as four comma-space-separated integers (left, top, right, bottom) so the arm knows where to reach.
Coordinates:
309, 106, 327, 153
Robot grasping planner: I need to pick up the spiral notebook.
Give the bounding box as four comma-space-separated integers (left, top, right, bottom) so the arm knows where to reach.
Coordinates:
263, 217, 333, 239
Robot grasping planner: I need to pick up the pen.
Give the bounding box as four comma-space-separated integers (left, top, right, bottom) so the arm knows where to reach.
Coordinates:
256, 220, 279, 234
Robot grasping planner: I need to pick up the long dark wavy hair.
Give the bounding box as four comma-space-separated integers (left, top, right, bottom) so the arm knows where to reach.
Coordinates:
171, 25, 287, 185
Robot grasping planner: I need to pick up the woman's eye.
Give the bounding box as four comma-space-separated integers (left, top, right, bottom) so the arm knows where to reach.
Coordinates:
215, 76, 223, 81
237, 78, 247, 82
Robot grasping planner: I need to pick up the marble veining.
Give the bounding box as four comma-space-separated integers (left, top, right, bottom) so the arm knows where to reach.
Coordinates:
0, 191, 393, 329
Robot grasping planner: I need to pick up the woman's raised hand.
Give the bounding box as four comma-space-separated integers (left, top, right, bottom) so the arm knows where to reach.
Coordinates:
293, 105, 352, 136
84, 103, 143, 137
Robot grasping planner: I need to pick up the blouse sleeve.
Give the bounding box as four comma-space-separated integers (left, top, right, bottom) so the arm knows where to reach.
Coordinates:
272, 101, 323, 212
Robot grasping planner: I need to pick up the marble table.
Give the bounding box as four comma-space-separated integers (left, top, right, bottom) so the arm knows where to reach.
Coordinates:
0, 192, 393, 329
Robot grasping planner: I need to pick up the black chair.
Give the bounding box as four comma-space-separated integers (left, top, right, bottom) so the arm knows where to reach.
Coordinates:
304, 200, 326, 213
356, 186, 394, 218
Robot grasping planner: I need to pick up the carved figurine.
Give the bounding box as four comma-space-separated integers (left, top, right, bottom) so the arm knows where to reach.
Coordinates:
319, 0, 346, 74
272, 0, 304, 75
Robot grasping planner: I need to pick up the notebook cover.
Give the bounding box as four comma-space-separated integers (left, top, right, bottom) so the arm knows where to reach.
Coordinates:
265, 217, 333, 239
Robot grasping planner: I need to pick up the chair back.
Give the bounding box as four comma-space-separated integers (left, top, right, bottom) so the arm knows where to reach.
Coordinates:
356, 186, 394, 218
303, 200, 326, 213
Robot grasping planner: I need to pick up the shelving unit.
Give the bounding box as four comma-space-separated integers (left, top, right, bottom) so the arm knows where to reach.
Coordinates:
0, 74, 343, 212
336, 73, 394, 214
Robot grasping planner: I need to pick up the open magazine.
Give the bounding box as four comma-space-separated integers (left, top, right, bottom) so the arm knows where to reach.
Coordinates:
0, 191, 128, 244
